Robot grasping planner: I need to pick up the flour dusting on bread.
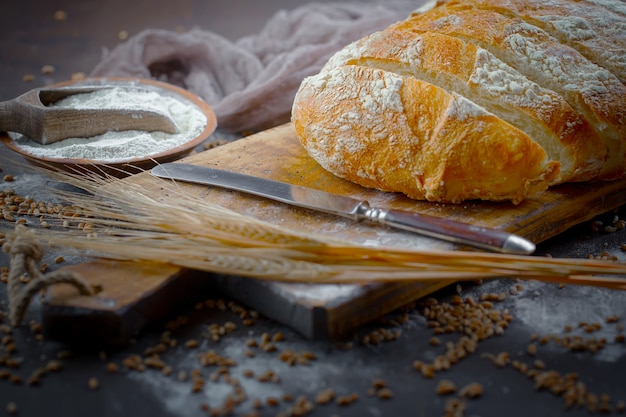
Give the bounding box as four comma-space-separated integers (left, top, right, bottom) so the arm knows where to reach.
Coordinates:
292, 0, 626, 203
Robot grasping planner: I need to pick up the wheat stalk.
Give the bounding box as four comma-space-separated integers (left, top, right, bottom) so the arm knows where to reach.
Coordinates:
5, 164, 626, 290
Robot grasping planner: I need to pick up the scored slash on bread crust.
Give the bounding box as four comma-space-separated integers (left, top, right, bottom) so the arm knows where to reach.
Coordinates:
294, 65, 559, 204
291, 0, 626, 204
439, 0, 626, 84
400, 3, 626, 180
322, 28, 606, 183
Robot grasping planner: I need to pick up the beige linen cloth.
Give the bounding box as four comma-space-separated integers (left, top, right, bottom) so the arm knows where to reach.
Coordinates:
90, 1, 417, 133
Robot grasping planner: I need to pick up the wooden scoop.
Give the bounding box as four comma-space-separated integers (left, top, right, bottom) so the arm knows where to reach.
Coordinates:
0, 86, 179, 145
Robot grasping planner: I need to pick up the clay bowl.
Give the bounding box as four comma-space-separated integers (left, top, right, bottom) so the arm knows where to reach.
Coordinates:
1, 77, 217, 177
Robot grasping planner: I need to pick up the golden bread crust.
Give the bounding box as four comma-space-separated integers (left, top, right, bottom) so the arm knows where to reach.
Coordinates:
291, 0, 626, 203
439, 0, 626, 84
292, 65, 559, 204
398, 4, 626, 179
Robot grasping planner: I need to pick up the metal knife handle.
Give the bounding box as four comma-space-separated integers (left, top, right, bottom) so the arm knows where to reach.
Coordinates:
357, 203, 535, 255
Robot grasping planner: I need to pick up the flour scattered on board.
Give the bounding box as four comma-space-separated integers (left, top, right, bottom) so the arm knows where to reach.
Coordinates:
11, 86, 207, 162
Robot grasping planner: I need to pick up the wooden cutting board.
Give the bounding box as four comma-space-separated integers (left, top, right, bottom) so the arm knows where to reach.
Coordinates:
44, 123, 626, 344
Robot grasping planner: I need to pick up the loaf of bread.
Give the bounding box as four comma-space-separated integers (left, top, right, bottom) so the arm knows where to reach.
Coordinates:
291, 0, 626, 204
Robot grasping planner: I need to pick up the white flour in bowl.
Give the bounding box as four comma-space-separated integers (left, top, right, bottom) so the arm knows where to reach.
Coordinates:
11, 86, 208, 162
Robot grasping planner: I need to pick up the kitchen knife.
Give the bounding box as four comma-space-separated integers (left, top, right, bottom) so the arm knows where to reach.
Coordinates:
151, 163, 536, 255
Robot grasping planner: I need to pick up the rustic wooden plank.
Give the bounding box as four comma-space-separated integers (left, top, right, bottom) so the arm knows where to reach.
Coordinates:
44, 260, 215, 345
144, 123, 626, 245
44, 123, 626, 343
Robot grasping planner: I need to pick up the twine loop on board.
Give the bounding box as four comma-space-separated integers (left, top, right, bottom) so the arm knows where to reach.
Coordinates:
2, 224, 93, 326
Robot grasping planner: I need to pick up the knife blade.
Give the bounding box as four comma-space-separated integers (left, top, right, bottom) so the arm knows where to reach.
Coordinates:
150, 163, 536, 255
